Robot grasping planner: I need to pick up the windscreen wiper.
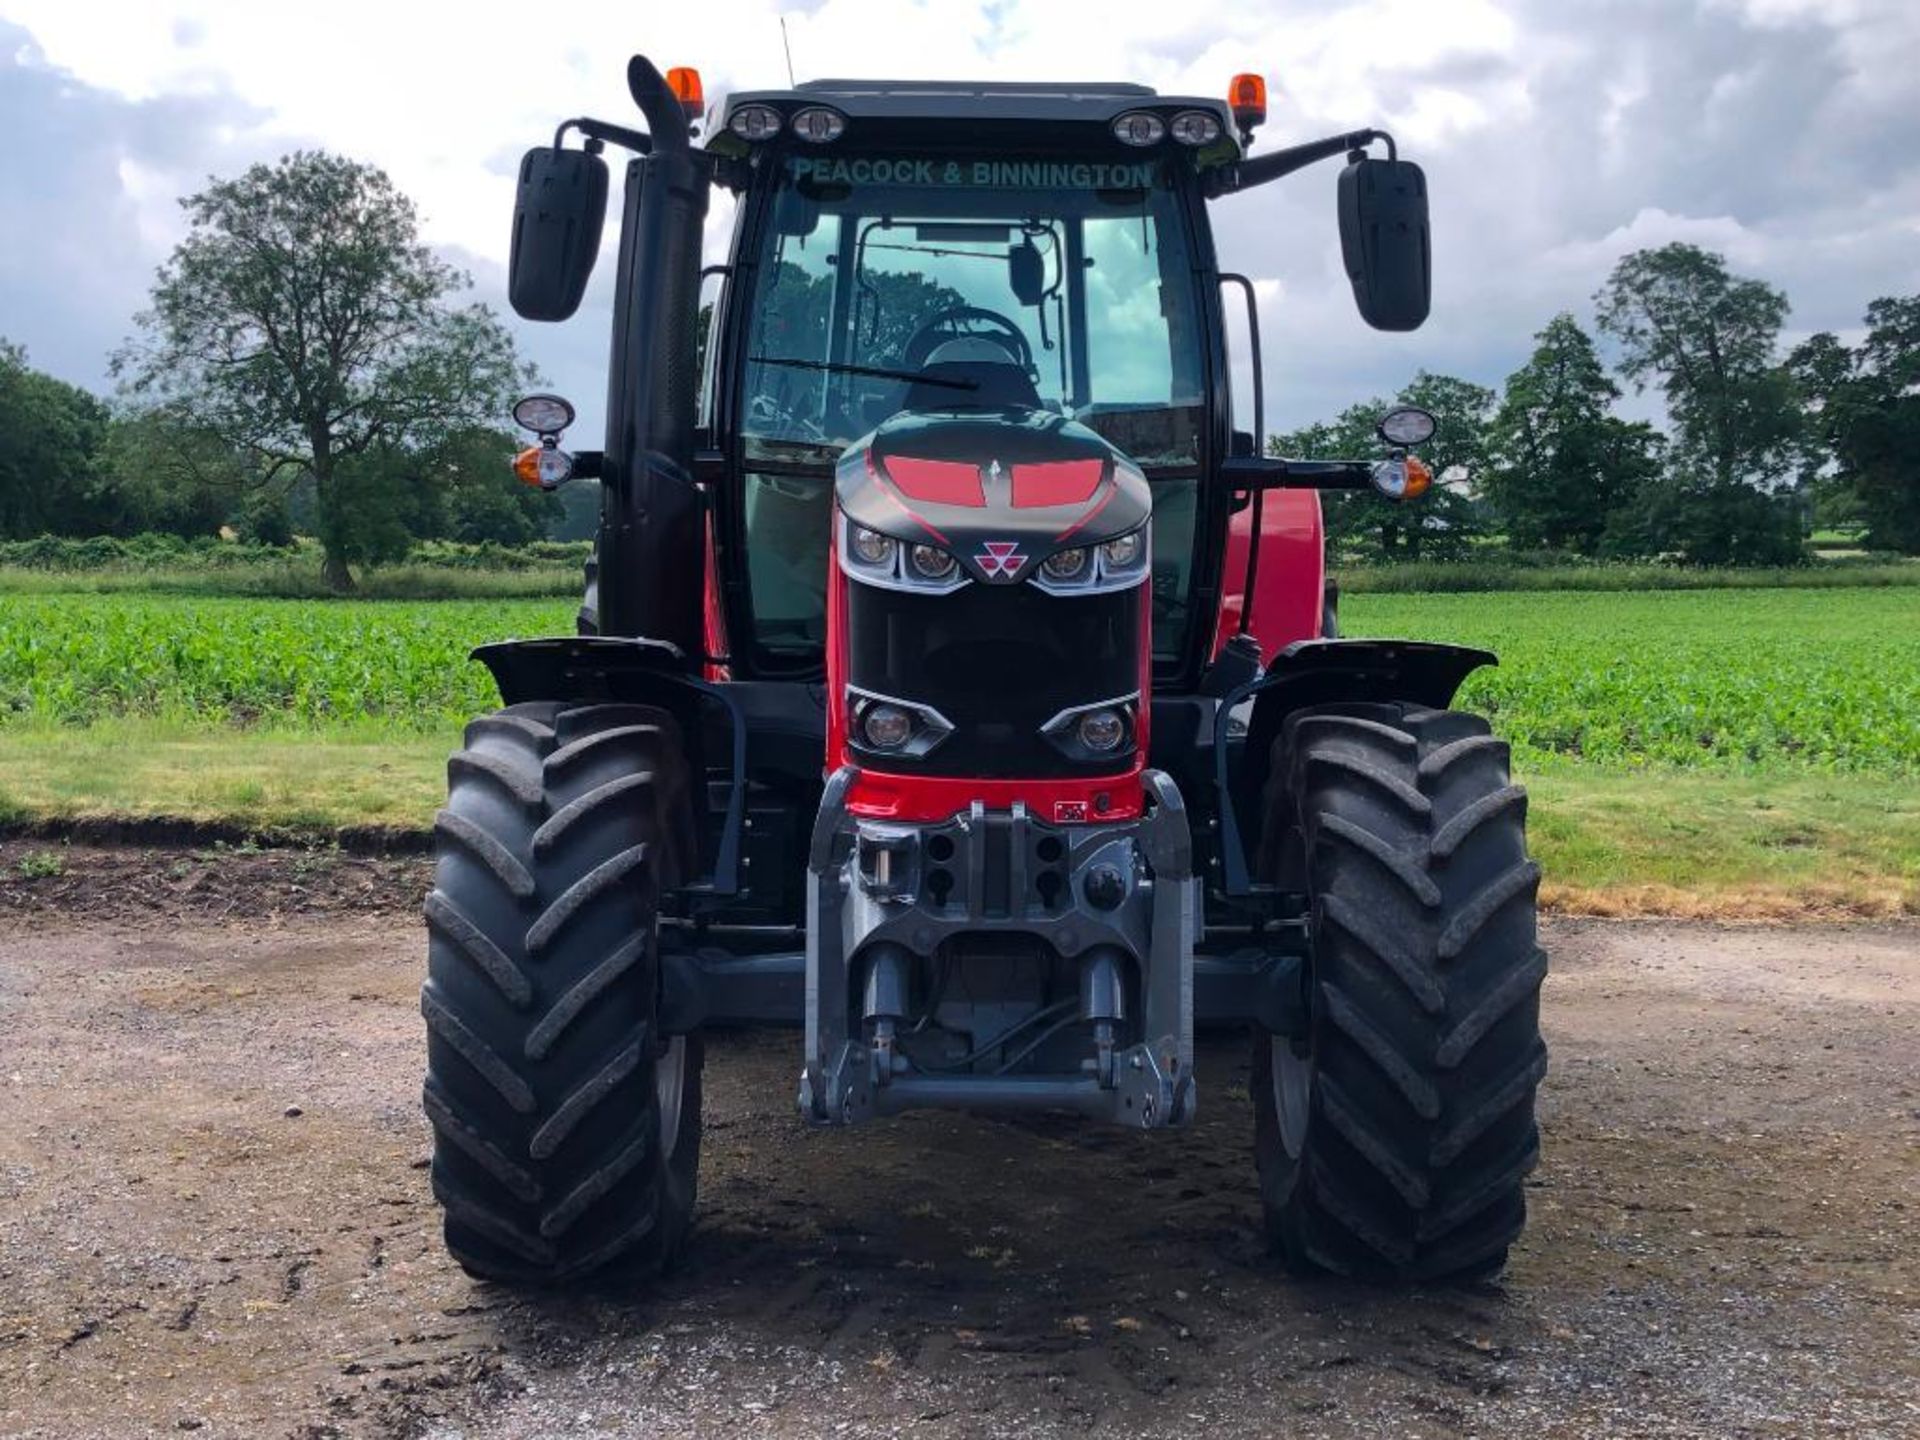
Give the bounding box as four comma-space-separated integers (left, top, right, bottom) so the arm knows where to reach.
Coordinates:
749, 356, 979, 391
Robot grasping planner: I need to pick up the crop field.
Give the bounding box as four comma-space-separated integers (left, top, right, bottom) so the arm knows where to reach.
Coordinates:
0, 594, 572, 729
0, 585, 1914, 912
1, 587, 1917, 771
1347, 588, 1920, 771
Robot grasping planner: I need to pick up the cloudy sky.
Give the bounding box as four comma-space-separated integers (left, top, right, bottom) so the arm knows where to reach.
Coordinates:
3, 0, 1917, 438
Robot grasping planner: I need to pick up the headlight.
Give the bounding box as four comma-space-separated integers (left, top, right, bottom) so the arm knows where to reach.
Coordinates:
851, 526, 895, 567
839, 516, 970, 594
1040, 694, 1140, 761
910, 544, 955, 580
862, 704, 913, 750
1042, 547, 1089, 581
849, 688, 955, 757
1077, 709, 1126, 752
1030, 528, 1148, 596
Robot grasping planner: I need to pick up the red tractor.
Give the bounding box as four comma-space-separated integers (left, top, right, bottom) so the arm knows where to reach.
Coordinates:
422, 57, 1544, 1288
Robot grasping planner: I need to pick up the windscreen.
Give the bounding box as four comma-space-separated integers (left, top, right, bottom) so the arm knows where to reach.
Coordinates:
739, 155, 1206, 467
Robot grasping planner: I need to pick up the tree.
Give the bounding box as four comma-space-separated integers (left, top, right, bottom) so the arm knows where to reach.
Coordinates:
1482, 314, 1661, 554
1594, 244, 1805, 563
1789, 296, 1920, 553
98, 411, 246, 539
0, 340, 112, 539
1282, 372, 1494, 563
549, 478, 602, 542
426, 426, 560, 545
1595, 243, 1799, 491
116, 151, 528, 588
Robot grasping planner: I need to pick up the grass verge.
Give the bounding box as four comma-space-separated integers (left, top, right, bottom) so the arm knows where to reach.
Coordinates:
0, 723, 449, 835
0, 723, 1913, 918
1527, 765, 1919, 918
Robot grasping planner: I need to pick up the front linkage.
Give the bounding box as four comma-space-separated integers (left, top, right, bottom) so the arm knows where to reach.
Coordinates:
801, 769, 1199, 1130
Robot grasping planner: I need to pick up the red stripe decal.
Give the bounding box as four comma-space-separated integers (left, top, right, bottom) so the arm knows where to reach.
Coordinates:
1054, 481, 1117, 543
1011, 459, 1104, 508
868, 451, 952, 545
884, 455, 985, 507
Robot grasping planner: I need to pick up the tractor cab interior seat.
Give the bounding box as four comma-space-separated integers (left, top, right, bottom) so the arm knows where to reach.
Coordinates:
904, 336, 1042, 412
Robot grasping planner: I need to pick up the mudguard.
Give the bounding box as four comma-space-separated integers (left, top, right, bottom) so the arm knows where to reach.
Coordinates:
472, 635, 746, 896
1214, 638, 1497, 896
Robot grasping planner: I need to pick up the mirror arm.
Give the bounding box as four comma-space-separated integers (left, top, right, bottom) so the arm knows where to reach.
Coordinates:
554, 117, 653, 155
1221, 456, 1377, 491
1206, 128, 1395, 198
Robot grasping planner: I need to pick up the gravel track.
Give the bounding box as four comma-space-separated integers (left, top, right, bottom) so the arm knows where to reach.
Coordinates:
0, 854, 1915, 1438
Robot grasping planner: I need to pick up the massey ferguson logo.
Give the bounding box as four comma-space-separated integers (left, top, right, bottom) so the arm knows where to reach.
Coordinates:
975, 540, 1026, 579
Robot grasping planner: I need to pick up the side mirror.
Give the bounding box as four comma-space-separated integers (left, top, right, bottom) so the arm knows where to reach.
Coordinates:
508, 145, 609, 322
1009, 241, 1045, 307
1338, 156, 1430, 332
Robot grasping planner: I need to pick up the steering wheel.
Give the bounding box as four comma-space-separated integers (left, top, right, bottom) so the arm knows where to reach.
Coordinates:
902, 306, 1036, 374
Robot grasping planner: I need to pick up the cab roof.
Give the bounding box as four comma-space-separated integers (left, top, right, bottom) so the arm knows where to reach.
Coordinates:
719, 79, 1238, 147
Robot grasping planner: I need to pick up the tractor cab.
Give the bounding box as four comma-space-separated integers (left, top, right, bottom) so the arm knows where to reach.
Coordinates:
710, 89, 1217, 677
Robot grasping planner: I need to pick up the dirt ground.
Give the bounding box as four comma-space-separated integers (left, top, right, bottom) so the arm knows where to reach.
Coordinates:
0, 849, 1916, 1439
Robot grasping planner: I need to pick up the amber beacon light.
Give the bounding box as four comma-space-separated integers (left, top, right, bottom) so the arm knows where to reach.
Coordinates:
1228, 73, 1268, 137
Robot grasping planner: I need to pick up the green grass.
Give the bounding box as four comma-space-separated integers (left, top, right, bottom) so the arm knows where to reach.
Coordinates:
1335, 558, 1920, 593
0, 562, 580, 600
0, 536, 591, 600
0, 721, 448, 832
0, 724, 1909, 914
0, 594, 573, 728
1525, 763, 1918, 915
3, 585, 1918, 914
4, 589, 1917, 772
1342, 588, 1920, 771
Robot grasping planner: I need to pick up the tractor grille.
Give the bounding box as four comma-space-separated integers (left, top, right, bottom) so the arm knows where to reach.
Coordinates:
844, 576, 1140, 777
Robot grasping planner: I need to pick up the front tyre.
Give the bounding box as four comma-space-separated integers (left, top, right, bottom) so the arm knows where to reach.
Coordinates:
421, 702, 702, 1284
1253, 703, 1547, 1282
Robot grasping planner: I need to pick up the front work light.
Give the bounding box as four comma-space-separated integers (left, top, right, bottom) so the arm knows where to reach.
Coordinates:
1111, 112, 1166, 147
512, 392, 575, 436
1169, 110, 1221, 146
790, 107, 846, 143
729, 104, 782, 142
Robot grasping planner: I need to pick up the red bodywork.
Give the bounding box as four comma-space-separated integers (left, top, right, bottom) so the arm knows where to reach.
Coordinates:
826, 539, 1149, 826
1212, 489, 1326, 664
794, 478, 1323, 827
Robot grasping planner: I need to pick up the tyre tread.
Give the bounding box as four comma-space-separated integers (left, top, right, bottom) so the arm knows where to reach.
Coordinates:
1252, 701, 1547, 1284
422, 704, 701, 1286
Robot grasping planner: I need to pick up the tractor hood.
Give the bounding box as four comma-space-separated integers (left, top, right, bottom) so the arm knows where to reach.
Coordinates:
833, 406, 1152, 587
